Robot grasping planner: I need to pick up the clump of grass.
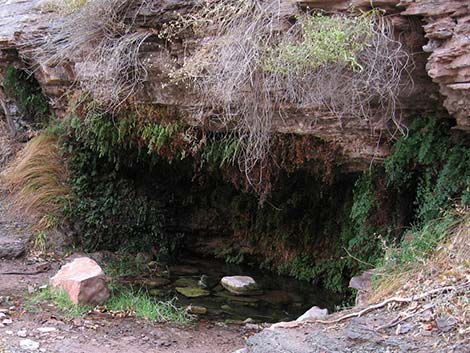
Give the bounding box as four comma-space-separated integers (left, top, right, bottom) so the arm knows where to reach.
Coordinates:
106, 288, 192, 324
0, 132, 70, 217
27, 286, 91, 318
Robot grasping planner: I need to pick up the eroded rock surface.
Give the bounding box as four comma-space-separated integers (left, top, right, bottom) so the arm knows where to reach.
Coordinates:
245, 315, 467, 353
399, 0, 470, 132
0, 0, 454, 171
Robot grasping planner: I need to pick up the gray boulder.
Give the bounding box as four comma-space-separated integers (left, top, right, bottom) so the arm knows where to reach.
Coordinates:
221, 276, 260, 295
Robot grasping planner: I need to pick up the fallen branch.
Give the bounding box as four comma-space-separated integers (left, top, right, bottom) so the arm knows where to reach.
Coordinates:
315, 282, 470, 325
375, 303, 435, 331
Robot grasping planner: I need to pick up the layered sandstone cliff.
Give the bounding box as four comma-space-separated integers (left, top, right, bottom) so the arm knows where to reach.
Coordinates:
0, 0, 468, 170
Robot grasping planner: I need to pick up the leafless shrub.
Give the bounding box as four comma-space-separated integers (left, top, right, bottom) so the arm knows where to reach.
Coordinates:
174, 1, 412, 182
28, 0, 152, 108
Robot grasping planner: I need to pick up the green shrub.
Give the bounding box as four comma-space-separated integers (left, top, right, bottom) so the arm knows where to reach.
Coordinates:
263, 13, 373, 74
379, 211, 459, 272
385, 117, 470, 223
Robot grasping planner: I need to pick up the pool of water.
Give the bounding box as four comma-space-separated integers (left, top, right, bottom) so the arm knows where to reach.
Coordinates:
139, 256, 344, 323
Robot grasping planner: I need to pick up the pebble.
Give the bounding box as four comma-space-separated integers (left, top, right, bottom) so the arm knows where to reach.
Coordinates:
19, 339, 40, 351
37, 327, 57, 333
2, 319, 12, 325
17, 330, 28, 338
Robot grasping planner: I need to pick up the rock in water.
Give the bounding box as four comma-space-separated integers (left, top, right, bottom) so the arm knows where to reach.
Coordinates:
221, 276, 259, 295
50, 257, 110, 305
198, 274, 219, 289
296, 306, 328, 321
175, 287, 210, 298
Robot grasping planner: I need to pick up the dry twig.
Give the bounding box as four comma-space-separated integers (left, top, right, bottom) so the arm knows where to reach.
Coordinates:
315, 282, 470, 325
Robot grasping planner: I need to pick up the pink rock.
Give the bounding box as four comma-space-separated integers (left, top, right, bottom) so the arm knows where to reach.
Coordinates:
50, 257, 110, 305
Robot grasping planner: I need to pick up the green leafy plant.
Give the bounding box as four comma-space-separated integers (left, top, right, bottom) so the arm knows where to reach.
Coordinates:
380, 211, 460, 272
385, 117, 470, 224
263, 12, 373, 73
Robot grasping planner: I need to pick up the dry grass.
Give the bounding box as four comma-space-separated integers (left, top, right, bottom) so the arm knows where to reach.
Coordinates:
0, 120, 19, 171
28, 0, 152, 108
370, 208, 470, 332
0, 133, 70, 218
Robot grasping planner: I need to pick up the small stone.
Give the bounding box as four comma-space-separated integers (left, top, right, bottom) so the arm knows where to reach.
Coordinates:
198, 275, 219, 289
296, 306, 328, 322
148, 289, 162, 296
37, 327, 57, 333
6, 330, 13, 335
221, 276, 259, 296
20, 339, 40, 351
187, 305, 207, 315
396, 323, 415, 335
17, 330, 27, 338
173, 278, 199, 288
436, 316, 457, 333
244, 323, 261, 330
2, 318, 12, 325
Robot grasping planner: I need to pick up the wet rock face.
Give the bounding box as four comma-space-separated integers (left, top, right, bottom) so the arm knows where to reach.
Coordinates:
50, 257, 110, 305
399, 0, 470, 132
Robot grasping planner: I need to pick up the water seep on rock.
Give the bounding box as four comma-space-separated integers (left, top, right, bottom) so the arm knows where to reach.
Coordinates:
221, 276, 260, 296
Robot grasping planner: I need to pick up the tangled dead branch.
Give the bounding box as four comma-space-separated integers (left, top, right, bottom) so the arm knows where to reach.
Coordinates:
26, 0, 412, 186
27, 0, 152, 108
315, 281, 470, 325
173, 0, 412, 182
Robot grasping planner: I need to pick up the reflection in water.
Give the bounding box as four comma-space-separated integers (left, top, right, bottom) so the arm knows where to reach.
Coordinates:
142, 256, 343, 323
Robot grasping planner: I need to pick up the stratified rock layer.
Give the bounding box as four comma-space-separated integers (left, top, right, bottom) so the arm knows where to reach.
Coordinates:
0, 0, 468, 169
399, 0, 470, 132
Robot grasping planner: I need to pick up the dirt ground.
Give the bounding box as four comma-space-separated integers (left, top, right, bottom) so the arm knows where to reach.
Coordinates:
0, 194, 248, 353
